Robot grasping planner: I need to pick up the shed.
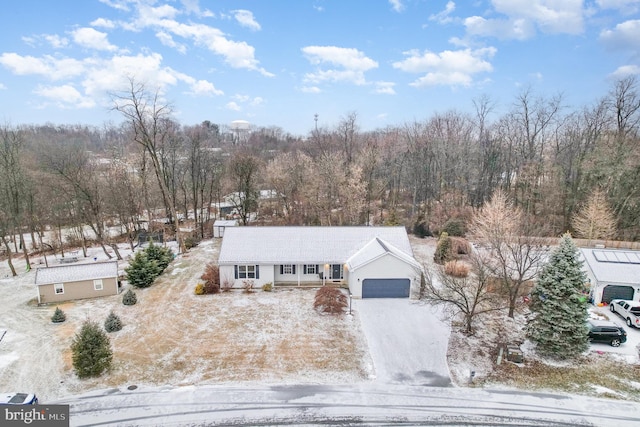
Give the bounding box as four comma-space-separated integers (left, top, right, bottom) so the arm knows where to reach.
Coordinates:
35, 261, 120, 304
580, 248, 640, 304
213, 220, 238, 238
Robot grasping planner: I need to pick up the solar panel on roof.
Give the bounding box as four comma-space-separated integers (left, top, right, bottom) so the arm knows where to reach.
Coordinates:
593, 250, 640, 264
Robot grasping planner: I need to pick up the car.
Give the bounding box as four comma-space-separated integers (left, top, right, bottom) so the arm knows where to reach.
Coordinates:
0, 392, 38, 405
609, 299, 640, 328
587, 319, 627, 347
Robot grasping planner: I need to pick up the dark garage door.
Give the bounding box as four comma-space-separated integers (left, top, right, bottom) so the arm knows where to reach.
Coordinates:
602, 285, 635, 303
362, 278, 410, 298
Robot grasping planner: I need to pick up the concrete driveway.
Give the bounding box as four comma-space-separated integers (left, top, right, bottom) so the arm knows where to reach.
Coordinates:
353, 299, 451, 386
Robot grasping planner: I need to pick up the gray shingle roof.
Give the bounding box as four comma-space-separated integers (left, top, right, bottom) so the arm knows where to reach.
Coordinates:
581, 248, 640, 285
218, 226, 414, 264
35, 261, 119, 286
347, 237, 422, 271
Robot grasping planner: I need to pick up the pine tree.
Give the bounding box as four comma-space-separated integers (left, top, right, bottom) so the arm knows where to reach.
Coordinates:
71, 320, 113, 378
51, 306, 66, 323
122, 288, 137, 305
125, 250, 160, 288
526, 233, 589, 359
434, 232, 451, 264
144, 240, 173, 272
104, 311, 123, 332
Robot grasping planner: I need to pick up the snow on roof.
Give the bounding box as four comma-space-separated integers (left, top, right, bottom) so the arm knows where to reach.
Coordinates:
347, 237, 422, 271
218, 226, 414, 265
35, 261, 119, 286
580, 248, 640, 285
213, 220, 238, 227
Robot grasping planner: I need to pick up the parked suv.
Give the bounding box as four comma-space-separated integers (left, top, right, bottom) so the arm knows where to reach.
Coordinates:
610, 299, 640, 328
587, 319, 627, 347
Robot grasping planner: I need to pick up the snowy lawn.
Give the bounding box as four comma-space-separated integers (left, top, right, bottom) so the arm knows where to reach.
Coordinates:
0, 239, 370, 402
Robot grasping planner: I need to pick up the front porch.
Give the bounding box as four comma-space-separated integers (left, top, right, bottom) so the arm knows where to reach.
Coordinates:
274, 280, 347, 288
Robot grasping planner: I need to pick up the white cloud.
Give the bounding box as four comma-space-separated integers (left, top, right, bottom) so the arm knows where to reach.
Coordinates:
226, 101, 242, 111
233, 10, 261, 31
249, 97, 264, 106
393, 47, 496, 87
374, 81, 396, 94
389, 0, 405, 13
430, 1, 456, 24
98, 0, 129, 11
71, 27, 118, 51
0, 83, 6, 90
464, 0, 585, 40
33, 84, 95, 108
596, 0, 640, 14
0, 53, 85, 80
90, 18, 116, 29
610, 64, 640, 78
44, 34, 69, 48
600, 19, 640, 51
302, 46, 378, 85
156, 31, 187, 54
301, 86, 321, 93
187, 79, 223, 96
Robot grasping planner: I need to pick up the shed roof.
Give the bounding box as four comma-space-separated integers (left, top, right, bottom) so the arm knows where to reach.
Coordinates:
35, 261, 119, 286
213, 220, 238, 227
346, 237, 422, 271
218, 226, 414, 264
580, 248, 640, 285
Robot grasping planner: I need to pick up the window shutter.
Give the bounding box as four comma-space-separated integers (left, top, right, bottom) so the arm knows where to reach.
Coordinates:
256, 265, 260, 279
234, 265, 238, 279
303, 265, 307, 274
292, 265, 296, 274
316, 264, 319, 273
280, 265, 283, 274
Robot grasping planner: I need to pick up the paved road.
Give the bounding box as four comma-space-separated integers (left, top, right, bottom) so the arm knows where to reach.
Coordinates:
354, 299, 451, 385
57, 383, 640, 426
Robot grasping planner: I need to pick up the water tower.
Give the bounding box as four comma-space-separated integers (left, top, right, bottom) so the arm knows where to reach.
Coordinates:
230, 120, 251, 145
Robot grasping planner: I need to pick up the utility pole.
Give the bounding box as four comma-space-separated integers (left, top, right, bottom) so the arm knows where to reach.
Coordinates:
314, 113, 318, 132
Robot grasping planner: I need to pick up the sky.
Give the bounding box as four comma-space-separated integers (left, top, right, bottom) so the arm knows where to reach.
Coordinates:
0, 0, 639, 136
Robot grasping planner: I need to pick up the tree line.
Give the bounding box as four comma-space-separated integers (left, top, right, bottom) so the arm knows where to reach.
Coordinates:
1, 76, 639, 274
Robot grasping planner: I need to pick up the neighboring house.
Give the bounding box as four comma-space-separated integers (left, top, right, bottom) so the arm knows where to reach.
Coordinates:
35, 261, 120, 304
218, 226, 422, 298
581, 248, 640, 304
213, 220, 238, 238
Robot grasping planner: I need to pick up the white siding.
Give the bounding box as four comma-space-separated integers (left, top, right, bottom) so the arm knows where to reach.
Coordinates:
348, 254, 421, 299
219, 264, 274, 289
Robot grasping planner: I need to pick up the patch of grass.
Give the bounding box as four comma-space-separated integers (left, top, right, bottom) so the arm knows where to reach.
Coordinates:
483, 356, 640, 400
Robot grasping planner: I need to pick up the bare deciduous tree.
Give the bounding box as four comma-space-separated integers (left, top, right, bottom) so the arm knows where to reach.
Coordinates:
470, 190, 546, 318
572, 189, 617, 241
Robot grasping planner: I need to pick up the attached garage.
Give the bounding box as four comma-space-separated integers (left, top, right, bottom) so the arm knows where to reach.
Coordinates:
362, 278, 410, 298
347, 238, 422, 299
602, 285, 635, 303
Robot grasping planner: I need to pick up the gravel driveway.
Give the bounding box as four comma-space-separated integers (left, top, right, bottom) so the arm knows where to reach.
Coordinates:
354, 299, 451, 386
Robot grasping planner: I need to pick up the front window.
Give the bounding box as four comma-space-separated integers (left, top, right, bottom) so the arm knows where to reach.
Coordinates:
54, 283, 64, 294
282, 264, 294, 274
94, 279, 103, 291
238, 265, 256, 279
304, 264, 317, 274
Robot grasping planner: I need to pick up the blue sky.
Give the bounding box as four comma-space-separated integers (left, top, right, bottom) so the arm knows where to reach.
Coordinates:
1, 0, 639, 136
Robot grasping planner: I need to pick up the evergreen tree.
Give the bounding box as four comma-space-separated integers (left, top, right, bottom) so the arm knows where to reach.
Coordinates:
122, 288, 137, 305
125, 250, 160, 288
526, 233, 589, 359
144, 240, 173, 272
71, 320, 113, 378
434, 232, 451, 264
51, 306, 66, 323
104, 311, 123, 332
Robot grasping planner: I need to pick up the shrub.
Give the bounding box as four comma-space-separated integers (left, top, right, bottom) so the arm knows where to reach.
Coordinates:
51, 307, 66, 323
122, 289, 137, 306
262, 282, 273, 292
450, 237, 471, 255
314, 287, 347, 314
200, 263, 220, 294
144, 240, 174, 272
104, 311, 123, 333
444, 260, 470, 278
184, 236, 200, 250
412, 213, 431, 238
125, 251, 160, 288
434, 232, 452, 264
221, 277, 233, 292
194, 283, 205, 295
442, 218, 466, 237
71, 320, 113, 378
242, 280, 255, 293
